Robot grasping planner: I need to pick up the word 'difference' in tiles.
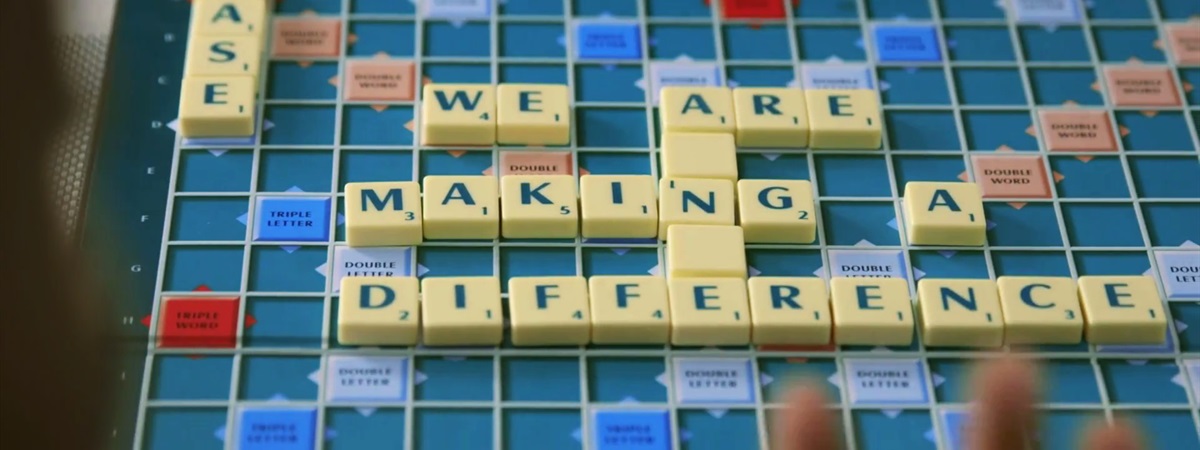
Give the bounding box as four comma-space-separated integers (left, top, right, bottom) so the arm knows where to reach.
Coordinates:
669, 277, 751, 346
421, 276, 503, 346
903, 181, 987, 246
1078, 276, 1167, 345
589, 276, 670, 344
748, 277, 831, 345
918, 278, 1004, 348
509, 276, 591, 346
338, 276, 420, 346
831, 277, 914, 346
997, 276, 1082, 345
421, 83, 497, 145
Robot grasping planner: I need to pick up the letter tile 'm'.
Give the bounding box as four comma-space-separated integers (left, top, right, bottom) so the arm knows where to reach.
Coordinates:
733, 87, 809, 148
345, 181, 423, 247
421, 277, 503, 346
497, 83, 570, 145
658, 177, 735, 237
421, 83, 496, 145
748, 277, 830, 345
589, 276, 670, 344
737, 179, 817, 244
1078, 276, 1167, 345
179, 76, 256, 138
997, 276, 1082, 345
580, 175, 658, 239
500, 175, 578, 239
185, 35, 262, 82
422, 176, 499, 240
917, 278, 1004, 348
509, 276, 591, 346
830, 277, 913, 346
669, 277, 751, 346
667, 225, 748, 279
191, 0, 268, 37
805, 89, 881, 149
337, 276, 420, 345
660, 132, 738, 181
659, 86, 735, 133
903, 181, 986, 246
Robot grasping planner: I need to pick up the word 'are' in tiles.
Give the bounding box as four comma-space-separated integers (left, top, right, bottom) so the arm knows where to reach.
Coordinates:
274, 274, 1169, 349
421, 83, 570, 146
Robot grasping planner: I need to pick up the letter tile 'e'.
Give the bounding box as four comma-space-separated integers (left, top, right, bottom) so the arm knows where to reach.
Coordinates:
737, 179, 817, 244
903, 181, 986, 246
421, 83, 496, 146
345, 181, 423, 247
732, 87, 809, 148
658, 177, 735, 237
997, 276, 1082, 345
748, 277, 830, 345
589, 276, 670, 344
580, 175, 658, 239
179, 76, 256, 138
1078, 276, 1167, 345
830, 277, 913, 346
509, 276, 591, 346
659, 86, 735, 133
337, 276, 420, 346
500, 175, 578, 239
804, 89, 882, 149
497, 83, 570, 145
669, 277, 750, 346
422, 176, 499, 240
421, 277, 503, 346
917, 278, 1004, 348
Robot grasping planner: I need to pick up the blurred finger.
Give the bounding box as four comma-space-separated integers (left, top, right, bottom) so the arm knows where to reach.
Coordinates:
1082, 419, 1142, 450
967, 357, 1040, 450
773, 383, 840, 450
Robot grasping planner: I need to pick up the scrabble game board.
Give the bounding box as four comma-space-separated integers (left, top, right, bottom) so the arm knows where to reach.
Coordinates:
86, 0, 1200, 449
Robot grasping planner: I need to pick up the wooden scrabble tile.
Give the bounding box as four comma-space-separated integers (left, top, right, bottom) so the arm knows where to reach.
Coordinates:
668, 277, 751, 346
344, 59, 416, 102
659, 86, 735, 133
917, 278, 1004, 347
660, 132, 738, 181
509, 276, 591, 346
997, 276, 1082, 345
830, 277, 913, 346
1078, 276, 1167, 345
421, 276, 503, 346
589, 276, 670, 344
500, 175, 578, 239
736, 179, 817, 244
667, 224, 747, 279
1103, 66, 1181, 107
580, 175, 658, 239
422, 176, 499, 240
1165, 23, 1200, 65
421, 83, 496, 146
902, 181, 986, 246
497, 84, 570, 145
185, 35, 262, 82
747, 277, 830, 345
1038, 110, 1117, 152
658, 177, 735, 237
970, 155, 1052, 199
804, 89, 882, 149
338, 276, 420, 346
272, 18, 342, 58
190, 0, 268, 37
344, 181, 422, 247
178, 76, 256, 138
732, 87, 809, 148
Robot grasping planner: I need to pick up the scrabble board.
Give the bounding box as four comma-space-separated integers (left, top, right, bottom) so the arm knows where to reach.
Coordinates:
85, 0, 1200, 449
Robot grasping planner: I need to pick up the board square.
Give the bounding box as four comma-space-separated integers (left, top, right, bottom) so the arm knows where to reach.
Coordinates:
1103, 66, 1182, 107
971, 155, 1052, 199
238, 407, 317, 450
575, 21, 642, 60
1155, 250, 1200, 299
325, 356, 408, 401
844, 359, 929, 404
158, 297, 240, 348
423, 0, 491, 19
1038, 110, 1117, 152
722, 0, 786, 19
1166, 24, 1200, 65
254, 197, 332, 242
801, 64, 874, 90
490, 151, 573, 175
344, 59, 416, 102
672, 358, 755, 403
592, 410, 671, 450
272, 18, 342, 58
873, 25, 941, 62
647, 61, 722, 105
331, 246, 414, 293
828, 249, 907, 279
1012, 0, 1081, 24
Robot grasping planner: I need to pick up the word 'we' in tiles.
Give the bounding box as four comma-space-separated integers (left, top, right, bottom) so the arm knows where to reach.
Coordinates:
323, 273, 1167, 348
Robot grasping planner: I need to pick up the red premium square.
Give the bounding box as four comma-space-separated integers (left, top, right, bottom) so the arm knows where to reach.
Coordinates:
723, 0, 786, 19
157, 297, 241, 348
